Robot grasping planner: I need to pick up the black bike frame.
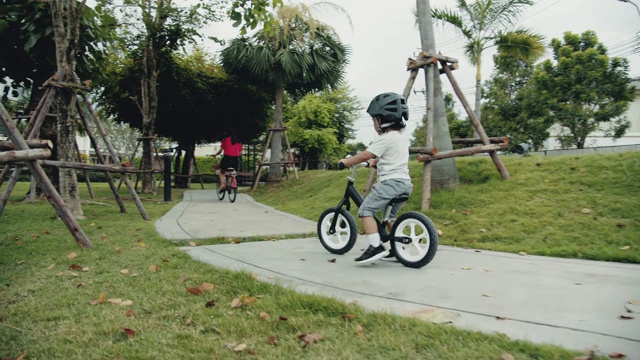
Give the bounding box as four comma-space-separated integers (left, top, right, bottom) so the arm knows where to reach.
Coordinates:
328, 176, 388, 237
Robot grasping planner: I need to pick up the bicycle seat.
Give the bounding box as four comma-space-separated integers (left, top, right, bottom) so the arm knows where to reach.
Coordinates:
386, 195, 409, 207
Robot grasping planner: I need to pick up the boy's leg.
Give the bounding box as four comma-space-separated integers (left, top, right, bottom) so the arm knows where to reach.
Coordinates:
355, 185, 391, 264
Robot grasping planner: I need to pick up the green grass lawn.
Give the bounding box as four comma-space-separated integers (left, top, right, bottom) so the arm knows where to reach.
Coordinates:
2, 152, 636, 359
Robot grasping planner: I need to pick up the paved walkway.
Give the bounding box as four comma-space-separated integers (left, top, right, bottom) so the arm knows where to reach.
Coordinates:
156, 190, 640, 358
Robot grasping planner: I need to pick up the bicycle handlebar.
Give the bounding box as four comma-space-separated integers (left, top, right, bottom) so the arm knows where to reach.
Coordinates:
338, 161, 370, 170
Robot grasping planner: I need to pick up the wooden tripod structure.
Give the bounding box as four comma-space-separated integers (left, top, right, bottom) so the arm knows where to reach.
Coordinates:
403, 52, 510, 210
251, 126, 298, 190
0, 77, 151, 248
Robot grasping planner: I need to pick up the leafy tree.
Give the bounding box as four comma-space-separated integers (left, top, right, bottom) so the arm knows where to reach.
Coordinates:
430, 0, 535, 122
531, 31, 634, 149
482, 31, 550, 150
97, 0, 225, 192
412, 93, 470, 147
220, 3, 349, 181
284, 85, 360, 170
99, 49, 271, 187
227, 0, 284, 35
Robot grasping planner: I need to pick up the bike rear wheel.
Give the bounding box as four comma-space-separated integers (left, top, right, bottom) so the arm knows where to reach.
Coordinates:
317, 207, 357, 255
390, 212, 438, 269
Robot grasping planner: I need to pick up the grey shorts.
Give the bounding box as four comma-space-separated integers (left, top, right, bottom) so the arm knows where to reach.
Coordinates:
358, 178, 413, 220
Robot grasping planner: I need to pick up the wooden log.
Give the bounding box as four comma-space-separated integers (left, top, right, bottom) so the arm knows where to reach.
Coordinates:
40, 160, 136, 172
0, 139, 53, 150
419, 51, 459, 64
403, 68, 420, 99
416, 143, 508, 163
451, 137, 509, 145
439, 63, 459, 74
0, 100, 92, 248
407, 56, 437, 70
0, 149, 52, 163
409, 147, 438, 155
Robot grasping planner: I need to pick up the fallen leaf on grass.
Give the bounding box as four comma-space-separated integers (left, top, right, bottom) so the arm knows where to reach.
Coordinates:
188, 241, 197, 247
233, 343, 247, 352
616, 223, 626, 228
99, 293, 106, 304
120, 300, 133, 306
298, 333, 322, 348
149, 264, 158, 273
69, 264, 82, 270
115, 247, 121, 253
437, 229, 443, 236
120, 269, 129, 274
267, 335, 278, 345
341, 314, 357, 320
187, 287, 203, 295
518, 252, 527, 256
355, 325, 365, 337
500, 353, 515, 360
199, 283, 214, 291
67, 252, 77, 259
121, 327, 135, 337
108, 298, 123, 304
185, 317, 192, 326
278, 316, 288, 321
47, 264, 55, 270
259, 312, 271, 320
125, 310, 135, 317
205, 300, 216, 308
31, 234, 40, 239
580, 208, 592, 214
620, 246, 630, 250
230, 298, 242, 308
178, 276, 187, 283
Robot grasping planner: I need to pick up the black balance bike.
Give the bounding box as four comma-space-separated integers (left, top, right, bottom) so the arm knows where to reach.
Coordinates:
317, 163, 438, 268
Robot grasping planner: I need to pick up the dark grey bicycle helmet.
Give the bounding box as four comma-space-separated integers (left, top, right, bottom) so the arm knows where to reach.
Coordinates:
366, 92, 409, 128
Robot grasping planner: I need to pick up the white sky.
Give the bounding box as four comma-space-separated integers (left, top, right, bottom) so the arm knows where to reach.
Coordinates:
201, 0, 640, 145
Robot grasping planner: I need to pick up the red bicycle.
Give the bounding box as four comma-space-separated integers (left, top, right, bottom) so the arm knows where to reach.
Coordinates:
217, 167, 238, 203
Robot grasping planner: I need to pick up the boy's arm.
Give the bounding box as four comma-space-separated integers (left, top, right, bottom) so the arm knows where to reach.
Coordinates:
339, 150, 376, 168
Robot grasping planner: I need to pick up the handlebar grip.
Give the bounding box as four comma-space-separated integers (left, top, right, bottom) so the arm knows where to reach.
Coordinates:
338, 161, 346, 170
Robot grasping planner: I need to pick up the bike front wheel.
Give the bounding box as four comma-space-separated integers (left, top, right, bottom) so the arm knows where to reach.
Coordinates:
390, 212, 438, 269
216, 182, 225, 201
228, 185, 237, 203
317, 207, 358, 255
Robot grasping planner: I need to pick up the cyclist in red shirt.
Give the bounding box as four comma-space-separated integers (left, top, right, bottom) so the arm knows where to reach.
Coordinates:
214, 128, 242, 192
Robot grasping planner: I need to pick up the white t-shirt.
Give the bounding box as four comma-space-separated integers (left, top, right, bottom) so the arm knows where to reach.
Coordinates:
366, 130, 411, 183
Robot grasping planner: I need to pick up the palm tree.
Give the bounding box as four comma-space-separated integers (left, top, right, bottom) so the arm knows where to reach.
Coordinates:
220, 3, 349, 181
431, 0, 535, 123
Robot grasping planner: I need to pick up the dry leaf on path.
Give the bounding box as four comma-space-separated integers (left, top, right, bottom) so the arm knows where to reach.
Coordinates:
608, 352, 626, 359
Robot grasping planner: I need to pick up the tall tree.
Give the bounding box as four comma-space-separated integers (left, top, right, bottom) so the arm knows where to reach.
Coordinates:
415, 0, 458, 188
98, 0, 224, 192
430, 0, 534, 123
284, 85, 360, 170
482, 31, 549, 150
531, 31, 634, 149
220, 3, 349, 181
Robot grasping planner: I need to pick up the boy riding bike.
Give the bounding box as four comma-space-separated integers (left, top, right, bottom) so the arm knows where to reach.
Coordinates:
338, 92, 413, 264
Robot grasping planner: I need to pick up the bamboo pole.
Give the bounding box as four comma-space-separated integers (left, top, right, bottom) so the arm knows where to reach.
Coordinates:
438, 59, 510, 179
76, 101, 127, 213
451, 137, 508, 145
80, 94, 149, 220
416, 143, 508, 162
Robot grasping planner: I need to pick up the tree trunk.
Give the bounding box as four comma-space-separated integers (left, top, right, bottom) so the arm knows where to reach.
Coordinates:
140, 44, 158, 193
268, 86, 284, 182
51, 0, 84, 219
416, 0, 459, 188
473, 56, 482, 138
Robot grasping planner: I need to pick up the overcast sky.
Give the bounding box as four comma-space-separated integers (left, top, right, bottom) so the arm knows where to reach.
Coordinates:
203, 0, 640, 145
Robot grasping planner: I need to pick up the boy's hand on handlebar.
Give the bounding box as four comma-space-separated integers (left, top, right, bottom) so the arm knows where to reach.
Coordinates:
338, 161, 347, 170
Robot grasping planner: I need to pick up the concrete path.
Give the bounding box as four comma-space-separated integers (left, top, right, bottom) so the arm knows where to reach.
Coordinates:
157, 190, 640, 358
